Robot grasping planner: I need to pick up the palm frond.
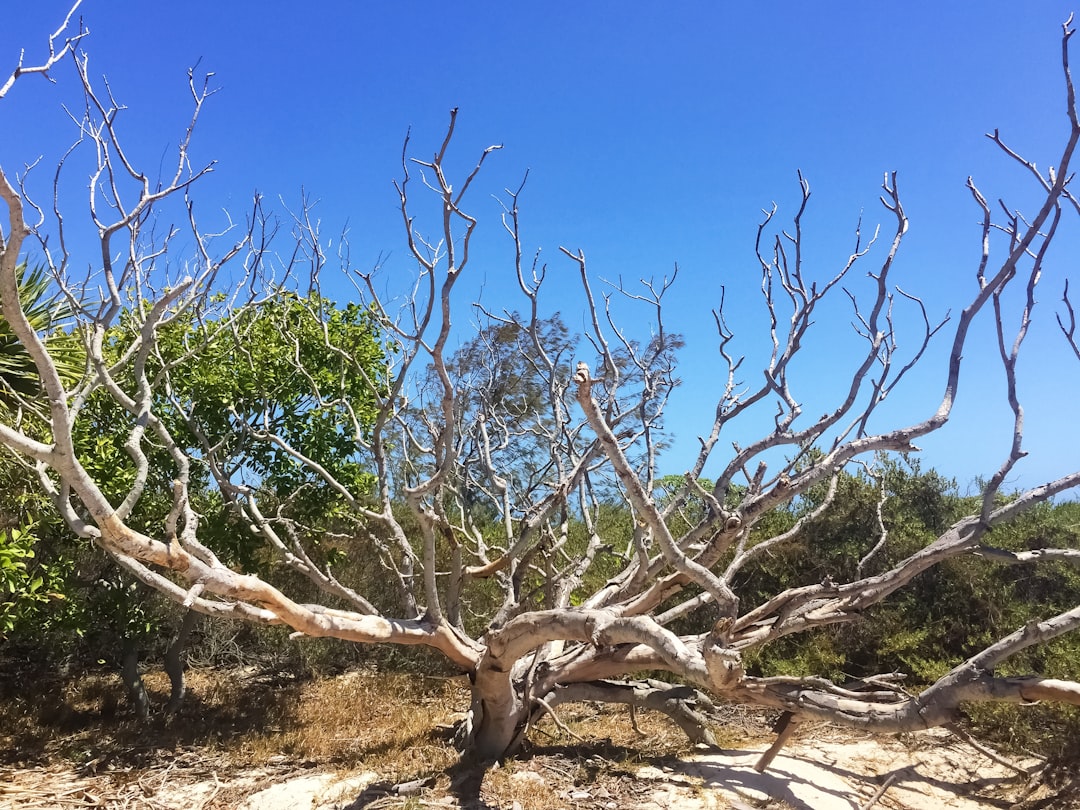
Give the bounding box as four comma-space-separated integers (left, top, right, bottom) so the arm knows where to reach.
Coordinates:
0, 262, 83, 409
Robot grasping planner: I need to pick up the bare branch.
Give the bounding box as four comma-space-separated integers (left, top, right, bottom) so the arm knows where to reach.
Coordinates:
0, 1, 86, 101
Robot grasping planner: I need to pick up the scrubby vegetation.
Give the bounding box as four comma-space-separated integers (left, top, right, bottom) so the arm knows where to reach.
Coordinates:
4, 454, 1079, 767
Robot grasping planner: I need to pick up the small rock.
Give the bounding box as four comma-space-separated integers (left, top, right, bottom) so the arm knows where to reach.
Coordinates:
510, 771, 546, 786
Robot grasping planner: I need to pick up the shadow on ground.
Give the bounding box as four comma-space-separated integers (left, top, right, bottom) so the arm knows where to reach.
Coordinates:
0, 662, 306, 769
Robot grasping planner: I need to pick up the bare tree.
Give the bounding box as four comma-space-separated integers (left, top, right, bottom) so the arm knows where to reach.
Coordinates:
3, 6, 1080, 765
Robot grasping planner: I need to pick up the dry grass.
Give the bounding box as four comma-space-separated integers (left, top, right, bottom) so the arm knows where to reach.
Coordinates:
0, 661, 770, 808
0, 665, 468, 774
220, 669, 467, 772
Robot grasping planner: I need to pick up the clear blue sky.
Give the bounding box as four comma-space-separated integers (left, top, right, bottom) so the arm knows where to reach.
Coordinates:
3, 1, 1079, 493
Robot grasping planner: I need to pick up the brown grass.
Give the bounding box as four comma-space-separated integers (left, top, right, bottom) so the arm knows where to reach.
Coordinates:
1, 666, 468, 774
0, 661, 768, 808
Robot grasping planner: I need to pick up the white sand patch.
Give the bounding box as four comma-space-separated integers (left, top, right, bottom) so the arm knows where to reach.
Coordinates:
638, 728, 1032, 809
236, 771, 378, 810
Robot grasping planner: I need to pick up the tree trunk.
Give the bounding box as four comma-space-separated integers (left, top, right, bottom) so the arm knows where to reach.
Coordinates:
165, 608, 199, 714
464, 677, 528, 761
120, 637, 150, 721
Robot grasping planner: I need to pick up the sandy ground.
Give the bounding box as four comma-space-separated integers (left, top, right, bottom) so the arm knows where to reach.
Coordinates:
0, 726, 1044, 809
638, 727, 1033, 809
190, 730, 1036, 809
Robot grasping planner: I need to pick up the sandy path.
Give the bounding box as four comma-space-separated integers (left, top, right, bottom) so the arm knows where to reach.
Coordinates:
635, 728, 1032, 809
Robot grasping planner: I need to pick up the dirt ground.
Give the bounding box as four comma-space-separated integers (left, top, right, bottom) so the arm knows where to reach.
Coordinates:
1, 665, 1074, 809
0, 726, 1061, 809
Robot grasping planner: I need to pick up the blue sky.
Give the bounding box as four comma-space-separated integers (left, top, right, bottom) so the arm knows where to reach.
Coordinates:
3, 1, 1079, 493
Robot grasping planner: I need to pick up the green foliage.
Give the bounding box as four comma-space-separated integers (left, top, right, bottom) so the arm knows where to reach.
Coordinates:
737, 456, 1080, 725
65, 290, 388, 552
162, 293, 386, 506
0, 462, 81, 645
965, 696, 1080, 762
0, 523, 51, 636
0, 262, 82, 410
1, 289, 389, 667
654, 474, 721, 535
743, 628, 848, 681
0, 261, 108, 647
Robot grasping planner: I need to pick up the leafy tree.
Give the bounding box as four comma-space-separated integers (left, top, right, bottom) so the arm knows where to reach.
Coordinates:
161, 293, 385, 503
1, 286, 387, 711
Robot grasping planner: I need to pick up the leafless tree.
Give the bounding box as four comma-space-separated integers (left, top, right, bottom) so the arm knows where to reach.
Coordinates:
2, 5, 1080, 765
